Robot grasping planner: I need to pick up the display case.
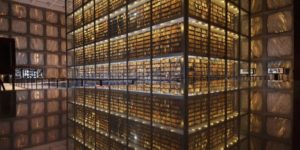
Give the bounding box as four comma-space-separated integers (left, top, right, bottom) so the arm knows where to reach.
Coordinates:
67, 0, 250, 149
110, 36, 127, 61
152, 0, 182, 24
152, 23, 183, 56
110, 13, 127, 37
95, 18, 108, 41
95, 41, 109, 63
95, 0, 108, 19
128, 30, 150, 59
128, 1, 151, 32
84, 2, 94, 24
84, 24, 95, 44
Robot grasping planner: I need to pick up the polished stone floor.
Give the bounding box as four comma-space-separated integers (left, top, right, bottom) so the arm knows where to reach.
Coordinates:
0, 89, 67, 150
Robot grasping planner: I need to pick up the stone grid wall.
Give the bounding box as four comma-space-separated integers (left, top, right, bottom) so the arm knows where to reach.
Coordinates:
250, 0, 293, 150
0, 0, 67, 78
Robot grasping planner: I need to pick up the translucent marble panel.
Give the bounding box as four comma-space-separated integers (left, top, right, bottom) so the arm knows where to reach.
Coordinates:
267, 92, 292, 114
266, 141, 290, 150
251, 39, 263, 58
61, 27, 66, 38
0, 121, 10, 135
31, 117, 45, 130
0, 1, 8, 16
60, 14, 66, 25
31, 131, 45, 145
13, 35, 27, 49
67, 52, 74, 66
241, 15, 250, 36
47, 115, 59, 127
30, 53, 44, 65
268, 11, 292, 33
30, 90, 44, 100
251, 17, 262, 37
251, 90, 262, 112
250, 114, 262, 133
30, 23, 44, 36
267, 0, 292, 9
30, 38, 44, 50
241, 0, 249, 11
16, 52, 28, 65
61, 89, 67, 98
61, 41, 67, 52
47, 54, 59, 66
30, 8, 43, 21
61, 55, 67, 66
0, 18, 8, 31
16, 103, 28, 117
14, 134, 28, 149
47, 89, 60, 99
60, 69, 67, 78
31, 102, 44, 115
250, 138, 262, 150
251, 0, 262, 13
267, 36, 292, 57
46, 39, 58, 52
46, 25, 58, 37
266, 117, 291, 139
48, 129, 59, 142
67, 40, 73, 49
67, 17, 73, 32
12, 20, 27, 33
46, 11, 58, 23
0, 137, 11, 150
61, 127, 67, 138
46, 68, 59, 78
47, 101, 59, 113
241, 38, 249, 60
16, 91, 28, 101
13, 119, 28, 133
12, 4, 26, 18
61, 114, 67, 124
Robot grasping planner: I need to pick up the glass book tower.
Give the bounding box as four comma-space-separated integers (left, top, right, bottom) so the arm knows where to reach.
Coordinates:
66, 0, 251, 149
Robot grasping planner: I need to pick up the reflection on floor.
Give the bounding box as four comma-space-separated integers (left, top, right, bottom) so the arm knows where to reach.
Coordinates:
0, 89, 67, 150
23, 140, 66, 150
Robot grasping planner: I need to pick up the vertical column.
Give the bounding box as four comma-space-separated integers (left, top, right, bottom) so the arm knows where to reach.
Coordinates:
207, 0, 212, 148
150, 0, 153, 148
247, 0, 251, 148
224, 0, 229, 149
237, 0, 242, 148
93, 0, 97, 149
107, 0, 112, 149
183, 0, 189, 149
125, 0, 129, 148
294, 1, 300, 150
71, 0, 75, 149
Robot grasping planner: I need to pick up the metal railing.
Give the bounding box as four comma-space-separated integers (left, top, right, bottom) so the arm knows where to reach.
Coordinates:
14, 78, 138, 89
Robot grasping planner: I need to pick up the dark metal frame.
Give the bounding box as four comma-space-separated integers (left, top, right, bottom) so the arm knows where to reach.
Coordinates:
64, 0, 252, 149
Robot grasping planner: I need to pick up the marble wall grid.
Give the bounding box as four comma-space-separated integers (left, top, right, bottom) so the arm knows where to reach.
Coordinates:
250, 0, 293, 150
0, 0, 67, 78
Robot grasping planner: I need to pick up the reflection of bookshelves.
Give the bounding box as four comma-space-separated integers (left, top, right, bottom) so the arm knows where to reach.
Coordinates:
67, 0, 250, 149
0, 90, 67, 149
